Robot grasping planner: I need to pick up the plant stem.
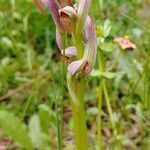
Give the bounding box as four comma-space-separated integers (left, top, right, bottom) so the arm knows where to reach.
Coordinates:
97, 51, 117, 149
102, 80, 117, 136
97, 51, 104, 150
59, 31, 67, 150
72, 31, 84, 59
97, 81, 102, 150
67, 74, 87, 150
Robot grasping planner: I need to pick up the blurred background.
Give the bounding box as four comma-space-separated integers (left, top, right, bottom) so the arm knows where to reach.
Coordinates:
0, 0, 150, 149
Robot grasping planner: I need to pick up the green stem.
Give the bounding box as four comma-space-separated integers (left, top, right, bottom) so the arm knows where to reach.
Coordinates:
58, 31, 67, 150
72, 32, 83, 59
97, 81, 102, 150
97, 51, 104, 150
67, 74, 87, 150
102, 80, 117, 136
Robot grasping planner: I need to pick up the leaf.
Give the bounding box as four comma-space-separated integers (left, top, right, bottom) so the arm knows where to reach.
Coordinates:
87, 107, 98, 116
38, 104, 55, 133
100, 42, 114, 52
29, 114, 41, 148
0, 110, 33, 150
91, 70, 125, 79
133, 59, 143, 73
96, 25, 104, 37
102, 72, 121, 79
1, 37, 13, 48
103, 19, 111, 38
90, 69, 100, 77
29, 114, 50, 149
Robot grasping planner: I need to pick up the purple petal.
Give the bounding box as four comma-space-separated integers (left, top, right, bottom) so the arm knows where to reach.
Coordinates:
41, 0, 49, 5
61, 46, 77, 57
83, 17, 97, 73
68, 59, 87, 75
84, 16, 95, 41
47, 0, 62, 31
56, 28, 63, 50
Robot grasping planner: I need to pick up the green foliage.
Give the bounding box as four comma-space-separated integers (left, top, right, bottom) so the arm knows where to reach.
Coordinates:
0, 110, 33, 150
29, 114, 50, 149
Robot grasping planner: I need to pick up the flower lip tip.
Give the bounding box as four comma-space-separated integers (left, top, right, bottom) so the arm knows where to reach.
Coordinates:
59, 6, 77, 16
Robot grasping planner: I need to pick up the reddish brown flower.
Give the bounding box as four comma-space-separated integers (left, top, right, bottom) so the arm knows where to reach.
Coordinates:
114, 37, 136, 50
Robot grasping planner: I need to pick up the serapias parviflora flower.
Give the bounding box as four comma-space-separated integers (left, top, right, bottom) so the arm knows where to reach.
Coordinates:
59, 6, 77, 33
33, 0, 96, 76
68, 17, 97, 76
33, 0, 77, 33
33, 0, 91, 35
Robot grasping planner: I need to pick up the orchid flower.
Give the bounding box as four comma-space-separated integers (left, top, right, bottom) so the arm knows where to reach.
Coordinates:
68, 16, 97, 76
33, 0, 92, 49
33, 0, 96, 76
59, 6, 77, 33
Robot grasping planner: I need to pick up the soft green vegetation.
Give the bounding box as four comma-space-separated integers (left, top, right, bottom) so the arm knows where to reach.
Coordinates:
0, 0, 150, 149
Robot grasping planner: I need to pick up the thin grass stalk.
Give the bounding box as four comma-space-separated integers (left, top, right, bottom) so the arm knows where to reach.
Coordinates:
59, 31, 68, 150
51, 60, 62, 150
97, 51, 105, 150
102, 80, 117, 136
97, 82, 102, 150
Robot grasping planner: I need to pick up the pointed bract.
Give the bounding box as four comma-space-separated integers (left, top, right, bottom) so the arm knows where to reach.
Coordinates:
83, 17, 97, 67
56, 28, 63, 50
76, 0, 91, 32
